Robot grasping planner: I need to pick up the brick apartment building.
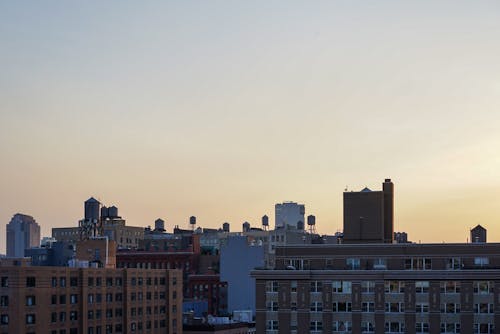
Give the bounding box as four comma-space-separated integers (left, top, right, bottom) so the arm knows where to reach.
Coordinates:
252, 241, 500, 334
0, 258, 183, 334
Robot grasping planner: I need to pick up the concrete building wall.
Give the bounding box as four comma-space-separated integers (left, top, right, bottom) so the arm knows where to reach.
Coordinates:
220, 236, 264, 316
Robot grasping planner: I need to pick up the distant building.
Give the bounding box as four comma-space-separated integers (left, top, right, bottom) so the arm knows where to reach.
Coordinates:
343, 179, 394, 244
394, 231, 410, 244
25, 242, 74, 267
471, 224, 487, 243
274, 202, 305, 230
6, 213, 40, 257
52, 197, 144, 249
220, 236, 265, 316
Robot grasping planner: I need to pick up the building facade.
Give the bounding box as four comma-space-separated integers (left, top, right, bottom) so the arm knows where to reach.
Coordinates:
274, 202, 305, 230
6, 213, 40, 257
252, 242, 500, 334
0, 260, 183, 334
343, 179, 393, 244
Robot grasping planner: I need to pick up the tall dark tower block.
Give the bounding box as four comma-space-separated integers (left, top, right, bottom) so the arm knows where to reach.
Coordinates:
383, 179, 394, 243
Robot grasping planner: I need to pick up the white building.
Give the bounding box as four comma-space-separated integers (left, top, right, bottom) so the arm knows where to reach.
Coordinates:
274, 201, 305, 230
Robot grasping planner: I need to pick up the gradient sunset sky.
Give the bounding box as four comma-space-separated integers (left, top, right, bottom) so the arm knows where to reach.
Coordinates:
1, 1, 500, 253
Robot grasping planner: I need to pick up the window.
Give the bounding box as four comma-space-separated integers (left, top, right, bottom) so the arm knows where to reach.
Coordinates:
416, 281, 429, 293
346, 258, 360, 269
60, 311, 66, 322
332, 301, 352, 312
385, 322, 404, 333
385, 281, 405, 293
266, 320, 278, 330
266, 281, 279, 293
266, 301, 278, 311
416, 323, 429, 333
70, 277, 78, 287
474, 303, 494, 314
441, 323, 460, 334
474, 257, 489, 267
106, 293, 112, 302
361, 281, 375, 293
385, 302, 404, 313
1, 314, 8, 325
310, 321, 323, 331
106, 309, 113, 318
441, 303, 460, 313
362, 321, 374, 333
416, 303, 429, 313
447, 258, 461, 270
332, 281, 352, 293
60, 294, 66, 304
333, 321, 351, 332
474, 281, 494, 294
60, 277, 66, 287
88, 294, 94, 304
26, 295, 36, 306
88, 277, 94, 286
106, 278, 113, 287
405, 258, 431, 270
96, 293, 102, 303
373, 258, 387, 269
310, 302, 323, 312
26, 276, 36, 287
0, 277, 7, 287
71, 294, 78, 304
0, 296, 8, 307
291, 280, 297, 292
26, 314, 36, 324
70, 311, 78, 321
474, 323, 494, 334
310, 281, 322, 293
362, 302, 374, 312
88, 311, 94, 320
441, 281, 460, 294
52, 277, 57, 287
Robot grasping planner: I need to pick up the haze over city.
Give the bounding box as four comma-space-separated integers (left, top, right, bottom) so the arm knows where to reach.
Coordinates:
2, 1, 500, 254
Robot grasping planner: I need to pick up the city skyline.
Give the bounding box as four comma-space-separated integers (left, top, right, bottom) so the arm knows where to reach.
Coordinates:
2, 1, 500, 254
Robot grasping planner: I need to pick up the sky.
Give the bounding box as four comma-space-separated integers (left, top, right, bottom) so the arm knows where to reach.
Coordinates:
1, 1, 500, 253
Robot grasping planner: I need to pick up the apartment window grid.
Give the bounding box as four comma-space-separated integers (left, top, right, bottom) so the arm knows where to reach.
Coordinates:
266, 281, 279, 293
